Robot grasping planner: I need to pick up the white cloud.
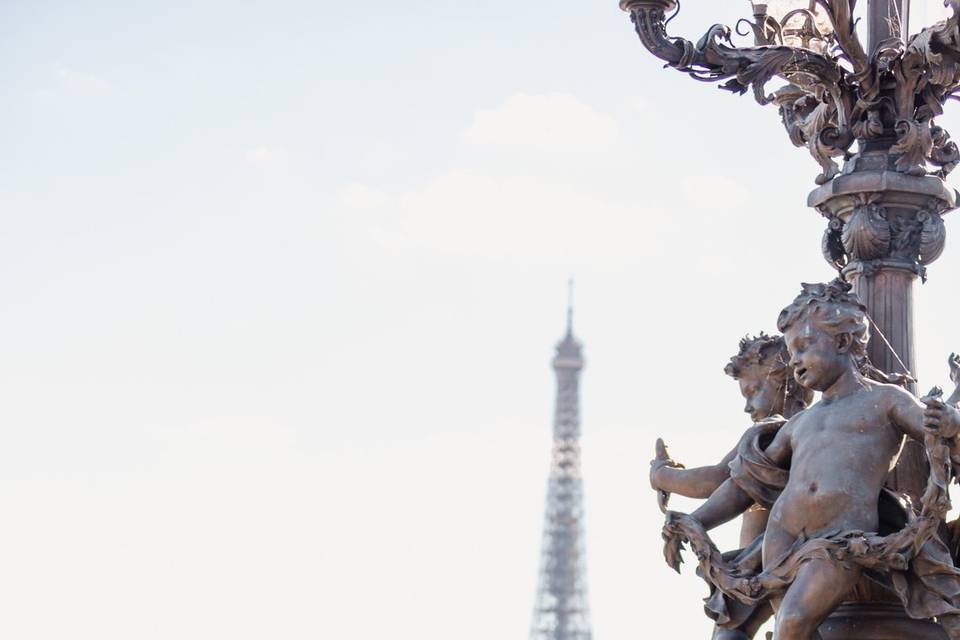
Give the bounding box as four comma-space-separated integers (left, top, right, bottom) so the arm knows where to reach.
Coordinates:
59, 68, 110, 94
338, 182, 392, 211
358, 142, 409, 177
242, 146, 289, 173
461, 92, 619, 151
339, 168, 651, 260
335, 93, 754, 263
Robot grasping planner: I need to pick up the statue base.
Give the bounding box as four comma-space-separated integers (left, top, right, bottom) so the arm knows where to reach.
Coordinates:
818, 604, 947, 639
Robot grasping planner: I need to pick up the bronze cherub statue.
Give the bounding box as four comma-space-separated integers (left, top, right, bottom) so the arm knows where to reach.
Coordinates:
651, 334, 812, 639
655, 280, 960, 640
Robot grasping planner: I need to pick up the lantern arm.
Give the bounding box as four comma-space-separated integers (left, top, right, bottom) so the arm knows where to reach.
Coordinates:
623, 1, 847, 101
622, 0, 856, 183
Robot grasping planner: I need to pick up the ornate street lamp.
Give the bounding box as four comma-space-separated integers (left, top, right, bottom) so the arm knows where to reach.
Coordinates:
621, 1, 960, 638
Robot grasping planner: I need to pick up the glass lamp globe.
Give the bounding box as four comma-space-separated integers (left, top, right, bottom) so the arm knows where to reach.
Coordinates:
751, 0, 834, 51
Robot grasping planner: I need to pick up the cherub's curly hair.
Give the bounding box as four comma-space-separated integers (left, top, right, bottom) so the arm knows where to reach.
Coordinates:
776, 279, 913, 386
724, 333, 812, 416
724, 333, 785, 378
776, 279, 870, 358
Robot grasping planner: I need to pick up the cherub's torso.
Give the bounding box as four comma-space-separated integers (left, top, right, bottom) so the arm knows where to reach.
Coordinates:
769, 384, 903, 539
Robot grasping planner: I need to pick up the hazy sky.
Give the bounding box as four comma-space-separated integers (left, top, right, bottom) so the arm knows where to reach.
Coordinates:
3, 1, 960, 638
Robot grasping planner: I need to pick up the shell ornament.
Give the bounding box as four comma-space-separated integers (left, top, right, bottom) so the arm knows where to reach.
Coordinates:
842, 204, 891, 261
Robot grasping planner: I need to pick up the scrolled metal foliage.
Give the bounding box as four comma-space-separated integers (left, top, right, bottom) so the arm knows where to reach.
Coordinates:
736, 10, 781, 48
821, 217, 847, 270
931, 125, 960, 177
620, 1, 844, 98
891, 119, 934, 176
775, 85, 845, 183
621, 0, 960, 182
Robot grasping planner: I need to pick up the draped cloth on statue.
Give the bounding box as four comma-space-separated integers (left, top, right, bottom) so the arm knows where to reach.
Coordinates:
689, 418, 960, 629
726, 418, 789, 510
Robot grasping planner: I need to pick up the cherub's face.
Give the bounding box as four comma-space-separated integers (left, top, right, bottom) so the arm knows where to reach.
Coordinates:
784, 319, 850, 392
737, 364, 784, 422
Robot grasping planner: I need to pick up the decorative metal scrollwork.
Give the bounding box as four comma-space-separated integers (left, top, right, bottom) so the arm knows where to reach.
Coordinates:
621, 0, 960, 183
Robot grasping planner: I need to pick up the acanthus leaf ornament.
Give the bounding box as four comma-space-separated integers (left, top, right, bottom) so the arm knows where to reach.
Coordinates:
891, 119, 934, 176
621, 0, 960, 182
931, 125, 960, 177
775, 85, 844, 183
851, 110, 883, 141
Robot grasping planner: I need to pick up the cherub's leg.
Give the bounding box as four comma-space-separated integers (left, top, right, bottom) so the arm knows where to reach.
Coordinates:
774, 558, 860, 640
713, 629, 749, 640
740, 602, 774, 638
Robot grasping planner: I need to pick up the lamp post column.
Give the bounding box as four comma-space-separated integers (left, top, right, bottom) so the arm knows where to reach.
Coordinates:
867, 0, 911, 50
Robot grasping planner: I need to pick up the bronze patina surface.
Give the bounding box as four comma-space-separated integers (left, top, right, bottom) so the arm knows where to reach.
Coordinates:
620, 1, 960, 638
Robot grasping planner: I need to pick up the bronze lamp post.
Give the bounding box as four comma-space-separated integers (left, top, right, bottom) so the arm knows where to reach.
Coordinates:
622, 1, 960, 638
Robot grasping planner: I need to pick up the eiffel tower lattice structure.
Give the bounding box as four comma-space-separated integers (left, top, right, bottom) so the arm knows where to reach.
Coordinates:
529, 289, 592, 640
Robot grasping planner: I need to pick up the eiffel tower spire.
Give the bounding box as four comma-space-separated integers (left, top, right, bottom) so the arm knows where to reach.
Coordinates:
530, 283, 592, 640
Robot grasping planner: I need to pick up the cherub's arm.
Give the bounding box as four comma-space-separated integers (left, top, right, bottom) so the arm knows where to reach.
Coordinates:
888, 388, 930, 441
689, 421, 793, 530
947, 353, 960, 407
651, 445, 738, 499
688, 479, 754, 530
889, 385, 960, 441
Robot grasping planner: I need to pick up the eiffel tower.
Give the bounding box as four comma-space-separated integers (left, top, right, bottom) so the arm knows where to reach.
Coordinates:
529, 285, 592, 640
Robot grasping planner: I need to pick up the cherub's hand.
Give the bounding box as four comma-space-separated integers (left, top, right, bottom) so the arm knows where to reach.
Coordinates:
650, 438, 683, 486
950, 352, 960, 388
924, 387, 960, 439
651, 439, 684, 513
